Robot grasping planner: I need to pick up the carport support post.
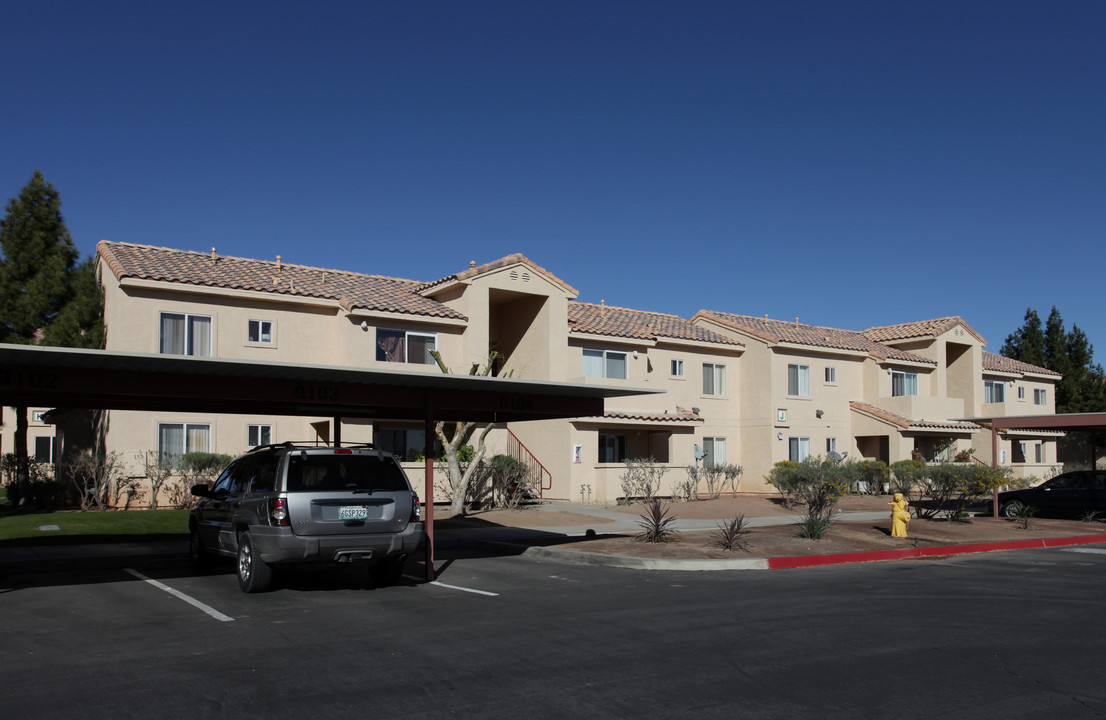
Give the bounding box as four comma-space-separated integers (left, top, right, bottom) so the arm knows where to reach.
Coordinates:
424, 412, 435, 582
991, 423, 1000, 518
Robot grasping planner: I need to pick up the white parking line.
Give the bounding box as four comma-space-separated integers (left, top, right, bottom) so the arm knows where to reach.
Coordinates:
125, 569, 235, 622
424, 579, 499, 597
1062, 548, 1106, 555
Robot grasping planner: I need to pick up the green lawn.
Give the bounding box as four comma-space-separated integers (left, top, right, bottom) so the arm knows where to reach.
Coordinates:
0, 509, 190, 546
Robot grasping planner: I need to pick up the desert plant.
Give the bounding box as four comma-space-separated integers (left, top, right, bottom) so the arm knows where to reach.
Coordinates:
1080, 509, 1104, 523
686, 463, 744, 500
137, 450, 177, 510
620, 458, 668, 504
767, 457, 853, 540
912, 463, 1011, 519
670, 471, 696, 502
796, 510, 838, 540
856, 460, 890, 493
635, 499, 679, 543
69, 448, 129, 511
485, 454, 532, 509
1010, 502, 1037, 529
710, 515, 751, 551
890, 459, 926, 496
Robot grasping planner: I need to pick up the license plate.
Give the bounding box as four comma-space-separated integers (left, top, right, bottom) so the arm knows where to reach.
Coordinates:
338, 505, 369, 520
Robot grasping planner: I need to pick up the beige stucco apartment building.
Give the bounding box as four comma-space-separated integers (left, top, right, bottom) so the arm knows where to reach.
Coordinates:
2, 241, 1062, 504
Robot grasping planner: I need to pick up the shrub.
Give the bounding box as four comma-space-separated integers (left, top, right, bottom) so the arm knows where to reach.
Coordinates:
856, 460, 889, 493
890, 460, 926, 496
635, 499, 679, 543
620, 458, 668, 504
486, 454, 532, 509
710, 515, 751, 551
69, 449, 129, 511
767, 457, 853, 540
912, 463, 1011, 519
686, 463, 744, 500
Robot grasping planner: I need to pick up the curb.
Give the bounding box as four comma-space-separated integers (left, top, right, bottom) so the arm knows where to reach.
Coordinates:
465, 534, 1106, 572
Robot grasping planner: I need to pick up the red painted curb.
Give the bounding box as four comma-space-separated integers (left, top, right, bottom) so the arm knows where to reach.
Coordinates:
766, 534, 1106, 569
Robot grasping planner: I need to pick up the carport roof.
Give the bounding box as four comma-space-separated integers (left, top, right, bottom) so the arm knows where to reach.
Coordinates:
0, 344, 660, 423
958, 412, 1106, 432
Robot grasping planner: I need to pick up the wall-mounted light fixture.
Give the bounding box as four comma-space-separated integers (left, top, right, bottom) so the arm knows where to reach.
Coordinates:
360, 321, 369, 331
816, 409, 824, 418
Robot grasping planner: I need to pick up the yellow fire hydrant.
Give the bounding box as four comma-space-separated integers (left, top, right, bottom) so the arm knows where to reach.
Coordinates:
890, 493, 910, 538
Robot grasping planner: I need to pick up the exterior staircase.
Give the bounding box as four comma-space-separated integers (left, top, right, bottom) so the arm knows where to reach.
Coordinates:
507, 429, 552, 503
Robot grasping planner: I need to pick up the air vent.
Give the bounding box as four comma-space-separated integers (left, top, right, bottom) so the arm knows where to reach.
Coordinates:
510, 270, 519, 281
522, 272, 531, 283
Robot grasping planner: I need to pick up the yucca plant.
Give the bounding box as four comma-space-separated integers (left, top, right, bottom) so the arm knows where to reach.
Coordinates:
1011, 503, 1037, 530
710, 515, 751, 552
635, 500, 679, 543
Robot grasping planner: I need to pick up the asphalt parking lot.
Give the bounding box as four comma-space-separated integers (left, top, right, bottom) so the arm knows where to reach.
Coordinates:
5, 545, 1106, 719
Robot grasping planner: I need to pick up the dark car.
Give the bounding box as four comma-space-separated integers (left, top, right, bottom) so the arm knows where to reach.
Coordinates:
993, 470, 1106, 518
189, 442, 423, 592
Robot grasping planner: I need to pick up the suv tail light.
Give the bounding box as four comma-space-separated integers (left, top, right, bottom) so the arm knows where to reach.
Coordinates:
411, 496, 421, 523
270, 497, 290, 526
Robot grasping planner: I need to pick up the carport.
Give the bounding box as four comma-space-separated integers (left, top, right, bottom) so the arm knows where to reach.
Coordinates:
963, 412, 1106, 517
0, 343, 658, 579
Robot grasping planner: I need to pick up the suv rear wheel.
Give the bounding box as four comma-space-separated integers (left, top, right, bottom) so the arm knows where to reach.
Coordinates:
237, 532, 273, 593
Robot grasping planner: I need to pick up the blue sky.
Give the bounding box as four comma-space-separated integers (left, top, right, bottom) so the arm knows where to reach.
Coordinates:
4, 1, 1104, 357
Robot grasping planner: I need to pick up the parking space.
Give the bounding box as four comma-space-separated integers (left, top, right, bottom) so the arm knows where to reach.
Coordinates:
7, 545, 1106, 719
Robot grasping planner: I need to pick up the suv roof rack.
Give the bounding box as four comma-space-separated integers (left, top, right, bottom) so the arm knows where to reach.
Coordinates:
246, 441, 377, 453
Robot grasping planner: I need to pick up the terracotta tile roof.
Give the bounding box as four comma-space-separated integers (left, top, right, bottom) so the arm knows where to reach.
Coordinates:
862, 316, 985, 345
695, 311, 932, 364
569, 302, 742, 347
982, 351, 1061, 378
97, 241, 467, 321
850, 401, 980, 431
418, 253, 579, 296
601, 408, 703, 423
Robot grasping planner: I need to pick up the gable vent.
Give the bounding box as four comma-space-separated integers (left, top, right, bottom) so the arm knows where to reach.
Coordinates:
522, 272, 531, 283
510, 270, 519, 281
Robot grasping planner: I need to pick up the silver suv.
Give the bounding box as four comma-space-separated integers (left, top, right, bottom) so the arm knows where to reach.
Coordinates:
189, 443, 423, 593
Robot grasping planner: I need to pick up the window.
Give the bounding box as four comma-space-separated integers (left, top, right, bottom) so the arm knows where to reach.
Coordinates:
891, 371, 918, 397
160, 313, 212, 356
598, 433, 628, 463
1035, 443, 1044, 463
1016, 442, 1027, 463
248, 320, 273, 344
825, 366, 836, 383
248, 424, 272, 447
1018, 386, 1026, 400
583, 349, 628, 379
671, 359, 684, 377
984, 381, 1006, 403
789, 437, 811, 462
826, 437, 837, 454
702, 363, 726, 396
158, 422, 211, 462
788, 364, 810, 397
1034, 388, 1047, 405
34, 436, 55, 464
702, 437, 726, 467
376, 329, 437, 364
375, 426, 441, 461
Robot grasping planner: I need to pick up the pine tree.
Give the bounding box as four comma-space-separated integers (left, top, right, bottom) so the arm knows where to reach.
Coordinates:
1000, 308, 1047, 368
0, 171, 85, 504
1002, 305, 1106, 415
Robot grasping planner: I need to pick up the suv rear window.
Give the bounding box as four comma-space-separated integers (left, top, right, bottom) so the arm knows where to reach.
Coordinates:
286, 454, 409, 493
